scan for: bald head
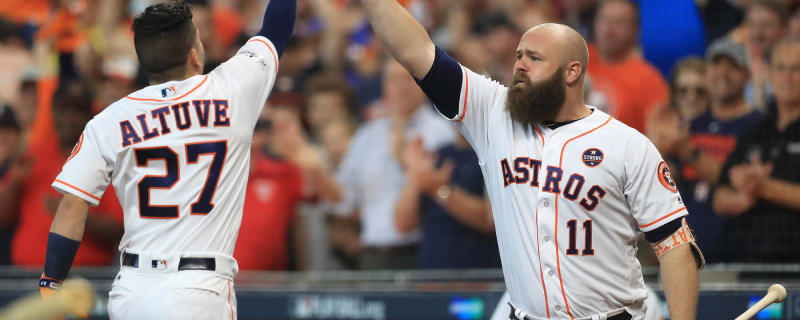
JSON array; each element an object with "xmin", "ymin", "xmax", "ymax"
[
  {"xmin": 522, "ymin": 23, "xmax": 589, "ymax": 78},
  {"xmin": 509, "ymin": 23, "xmax": 591, "ymax": 125}
]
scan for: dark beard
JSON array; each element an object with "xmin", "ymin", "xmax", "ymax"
[{"xmin": 505, "ymin": 67, "xmax": 566, "ymax": 126}]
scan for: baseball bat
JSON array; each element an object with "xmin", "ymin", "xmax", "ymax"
[
  {"xmin": 734, "ymin": 284, "xmax": 787, "ymax": 320},
  {"xmin": 0, "ymin": 277, "xmax": 95, "ymax": 320}
]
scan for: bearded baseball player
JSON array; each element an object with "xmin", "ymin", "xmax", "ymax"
[
  {"xmin": 360, "ymin": 1, "xmax": 704, "ymax": 319},
  {"xmin": 38, "ymin": 1, "xmax": 295, "ymax": 318}
]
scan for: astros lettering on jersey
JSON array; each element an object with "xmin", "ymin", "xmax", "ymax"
[
  {"xmin": 442, "ymin": 66, "xmax": 687, "ymax": 319},
  {"xmin": 51, "ymin": 36, "xmax": 278, "ymax": 257}
]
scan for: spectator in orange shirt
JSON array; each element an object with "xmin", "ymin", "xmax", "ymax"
[
  {"xmin": 4, "ymin": 81, "xmax": 123, "ymax": 267},
  {"xmin": 586, "ymin": 0, "xmax": 669, "ymax": 133}
]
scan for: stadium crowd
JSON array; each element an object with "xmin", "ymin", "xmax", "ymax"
[{"xmin": 0, "ymin": 0, "xmax": 799, "ymax": 272}]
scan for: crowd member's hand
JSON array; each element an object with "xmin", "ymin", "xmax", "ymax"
[
  {"xmin": 729, "ymin": 157, "xmax": 772, "ymax": 203},
  {"xmin": 402, "ymin": 137, "xmax": 454, "ymax": 196},
  {"xmin": 747, "ymin": 157, "xmax": 774, "ymax": 197},
  {"xmin": 646, "ymin": 105, "xmax": 687, "ymax": 157},
  {"xmin": 8, "ymin": 155, "xmax": 32, "ymax": 182},
  {"xmin": 272, "ymin": 108, "xmax": 325, "ymax": 171},
  {"xmin": 729, "ymin": 164, "xmax": 758, "ymax": 196}
]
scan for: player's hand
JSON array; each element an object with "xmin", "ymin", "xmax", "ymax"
[
  {"xmin": 39, "ymin": 275, "xmax": 90, "ymax": 319},
  {"xmin": 39, "ymin": 274, "xmax": 93, "ymax": 319}
]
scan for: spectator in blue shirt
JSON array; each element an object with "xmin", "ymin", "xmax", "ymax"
[{"xmin": 394, "ymin": 135, "xmax": 500, "ymax": 269}]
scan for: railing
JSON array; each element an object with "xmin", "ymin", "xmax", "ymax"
[{"xmin": 1, "ymin": 264, "xmax": 799, "ymax": 319}]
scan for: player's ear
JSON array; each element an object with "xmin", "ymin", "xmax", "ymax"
[
  {"xmin": 188, "ymin": 48, "xmax": 202, "ymax": 74},
  {"xmin": 565, "ymin": 61, "xmax": 582, "ymax": 86}
]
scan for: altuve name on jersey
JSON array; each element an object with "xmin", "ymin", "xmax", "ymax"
[
  {"xmin": 500, "ymin": 157, "xmax": 607, "ymax": 211},
  {"xmin": 119, "ymin": 99, "xmax": 230, "ymax": 147}
]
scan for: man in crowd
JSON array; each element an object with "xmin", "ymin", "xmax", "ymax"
[
  {"xmin": 586, "ymin": 0, "xmax": 669, "ymax": 133},
  {"xmin": 333, "ymin": 59, "xmax": 455, "ymax": 270},
  {"xmin": 394, "ymin": 135, "xmax": 500, "ymax": 269},
  {"xmin": 713, "ymin": 37, "xmax": 800, "ymax": 262},
  {"xmin": 652, "ymin": 39, "xmax": 762, "ymax": 255}
]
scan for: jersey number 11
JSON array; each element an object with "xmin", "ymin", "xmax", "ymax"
[{"xmin": 566, "ymin": 219, "xmax": 594, "ymax": 256}]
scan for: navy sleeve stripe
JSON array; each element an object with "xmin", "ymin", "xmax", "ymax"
[
  {"xmin": 644, "ymin": 217, "xmax": 683, "ymax": 243},
  {"xmin": 256, "ymin": 0, "xmax": 296, "ymax": 57},
  {"xmin": 415, "ymin": 47, "xmax": 464, "ymax": 120}
]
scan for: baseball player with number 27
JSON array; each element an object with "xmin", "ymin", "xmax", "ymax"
[
  {"xmin": 37, "ymin": 1, "xmax": 296, "ymax": 319},
  {"xmin": 360, "ymin": 1, "xmax": 705, "ymax": 319}
]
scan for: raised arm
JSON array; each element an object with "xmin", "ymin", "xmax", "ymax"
[
  {"xmin": 361, "ymin": 0, "xmax": 435, "ymax": 79},
  {"xmin": 256, "ymin": 0, "xmax": 298, "ymax": 57}
]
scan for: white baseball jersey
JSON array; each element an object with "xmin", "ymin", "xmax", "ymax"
[
  {"xmin": 52, "ymin": 36, "xmax": 279, "ymax": 257},
  {"xmin": 441, "ymin": 66, "xmax": 686, "ymax": 319}
]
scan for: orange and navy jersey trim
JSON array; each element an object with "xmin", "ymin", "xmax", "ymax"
[
  {"xmin": 534, "ymin": 207, "xmax": 551, "ymax": 318},
  {"xmin": 558, "ymin": 116, "xmax": 613, "ymax": 167},
  {"xmin": 533, "ymin": 125, "xmax": 545, "ymax": 146},
  {"xmin": 640, "ymin": 207, "xmax": 687, "ymax": 229},
  {"xmin": 66, "ymin": 133, "xmax": 84, "ymax": 162},
  {"xmin": 552, "ymin": 114, "xmax": 613, "ymax": 320},
  {"xmin": 453, "ymin": 65, "xmax": 469, "ymax": 123},
  {"xmin": 126, "ymin": 75, "xmax": 209, "ymax": 103},
  {"xmin": 227, "ymin": 280, "xmax": 235, "ymax": 320}
]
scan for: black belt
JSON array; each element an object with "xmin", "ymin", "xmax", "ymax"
[
  {"xmin": 121, "ymin": 252, "xmax": 216, "ymax": 271},
  {"xmin": 508, "ymin": 303, "xmax": 631, "ymax": 320}
]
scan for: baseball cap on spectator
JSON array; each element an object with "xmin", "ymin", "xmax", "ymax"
[
  {"xmin": 706, "ymin": 38, "xmax": 749, "ymax": 69},
  {"xmin": 0, "ymin": 104, "xmax": 20, "ymax": 131}
]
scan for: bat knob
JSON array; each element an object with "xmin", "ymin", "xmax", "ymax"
[{"xmin": 768, "ymin": 284, "xmax": 787, "ymax": 303}]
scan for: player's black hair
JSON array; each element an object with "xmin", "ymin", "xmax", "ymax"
[{"xmin": 132, "ymin": 1, "xmax": 197, "ymax": 76}]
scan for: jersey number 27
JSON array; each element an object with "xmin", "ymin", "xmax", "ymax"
[{"xmin": 134, "ymin": 141, "xmax": 227, "ymax": 218}]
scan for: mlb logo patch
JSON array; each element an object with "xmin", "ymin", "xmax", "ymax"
[
  {"xmin": 582, "ymin": 148, "xmax": 604, "ymax": 167},
  {"xmin": 151, "ymin": 259, "xmax": 168, "ymax": 270},
  {"xmin": 161, "ymin": 86, "xmax": 177, "ymax": 98}
]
